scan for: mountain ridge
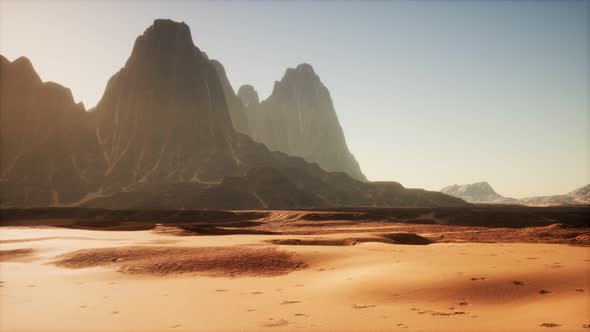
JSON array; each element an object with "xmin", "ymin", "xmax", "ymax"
[
  {"xmin": 0, "ymin": 19, "xmax": 465, "ymax": 209},
  {"xmin": 0, "ymin": 55, "xmax": 106, "ymax": 206},
  {"xmin": 519, "ymin": 184, "xmax": 590, "ymax": 205},
  {"xmin": 441, "ymin": 182, "xmax": 590, "ymax": 205},
  {"xmin": 440, "ymin": 182, "xmax": 512, "ymax": 203}
]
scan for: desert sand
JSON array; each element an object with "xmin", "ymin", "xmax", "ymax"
[{"xmin": 1, "ymin": 210, "xmax": 589, "ymax": 332}]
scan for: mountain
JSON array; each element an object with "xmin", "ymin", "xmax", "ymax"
[
  {"xmin": 93, "ymin": 19, "xmax": 238, "ymax": 189},
  {"xmin": 569, "ymin": 184, "xmax": 590, "ymax": 202},
  {"xmin": 211, "ymin": 59, "xmax": 250, "ymax": 135},
  {"xmin": 0, "ymin": 55, "xmax": 105, "ymax": 206},
  {"xmin": 440, "ymin": 182, "xmax": 518, "ymax": 204},
  {"xmin": 224, "ymin": 64, "xmax": 366, "ymax": 182},
  {"xmin": 441, "ymin": 182, "xmax": 590, "ymax": 205},
  {"xmin": 0, "ymin": 19, "xmax": 465, "ymax": 209},
  {"xmin": 237, "ymin": 85, "xmax": 259, "ymax": 109},
  {"xmin": 519, "ymin": 184, "xmax": 590, "ymax": 205},
  {"xmin": 236, "ymin": 64, "xmax": 367, "ymax": 182},
  {"xmin": 236, "ymin": 84, "xmax": 260, "ymax": 135}
]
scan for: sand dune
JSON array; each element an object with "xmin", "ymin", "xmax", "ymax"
[
  {"xmin": 53, "ymin": 246, "xmax": 304, "ymax": 277},
  {"xmin": 268, "ymin": 233, "xmax": 433, "ymax": 246},
  {"xmin": 0, "ymin": 248, "xmax": 36, "ymax": 262}
]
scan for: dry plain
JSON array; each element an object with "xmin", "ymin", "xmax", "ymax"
[{"xmin": 1, "ymin": 208, "xmax": 589, "ymax": 332}]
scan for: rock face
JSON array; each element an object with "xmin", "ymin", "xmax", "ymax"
[
  {"xmin": 211, "ymin": 59, "xmax": 250, "ymax": 135},
  {"xmin": 569, "ymin": 184, "xmax": 590, "ymax": 202},
  {"xmin": 0, "ymin": 56, "xmax": 105, "ymax": 206},
  {"xmin": 93, "ymin": 19, "xmax": 238, "ymax": 189},
  {"xmin": 441, "ymin": 182, "xmax": 517, "ymax": 204},
  {"xmin": 0, "ymin": 19, "xmax": 466, "ymax": 209},
  {"xmin": 236, "ymin": 84, "xmax": 263, "ymax": 140},
  {"xmin": 237, "ymin": 85, "xmax": 259, "ymax": 108},
  {"xmin": 520, "ymin": 184, "xmax": 590, "ymax": 205},
  {"xmin": 238, "ymin": 64, "xmax": 367, "ymax": 181}
]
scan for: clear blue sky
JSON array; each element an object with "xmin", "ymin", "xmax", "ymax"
[{"xmin": 1, "ymin": 0, "xmax": 588, "ymax": 197}]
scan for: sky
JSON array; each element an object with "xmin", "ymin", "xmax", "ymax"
[{"xmin": 1, "ymin": 0, "xmax": 588, "ymax": 198}]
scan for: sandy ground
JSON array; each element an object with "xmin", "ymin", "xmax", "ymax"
[{"xmin": 1, "ymin": 212, "xmax": 589, "ymax": 332}]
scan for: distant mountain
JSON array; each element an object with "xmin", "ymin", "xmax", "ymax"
[
  {"xmin": 236, "ymin": 84, "xmax": 260, "ymax": 137},
  {"xmin": 235, "ymin": 64, "xmax": 367, "ymax": 182},
  {"xmin": 519, "ymin": 184, "xmax": 590, "ymax": 205},
  {"xmin": 440, "ymin": 182, "xmax": 518, "ymax": 204},
  {"xmin": 441, "ymin": 182, "xmax": 590, "ymax": 205},
  {"xmin": 213, "ymin": 60, "xmax": 366, "ymax": 182},
  {"xmin": 237, "ymin": 85, "xmax": 259, "ymax": 109},
  {"xmin": 0, "ymin": 19, "xmax": 465, "ymax": 209},
  {"xmin": 569, "ymin": 184, "xmax": 590, "ymax": 202}
]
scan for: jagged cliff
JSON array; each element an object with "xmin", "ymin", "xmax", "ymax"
[
  {"xmin": 93, "ymin": 20, "xmax": 237, "ymax": 189},
  {"xmin": 0, "ymin": 56, "xmax": 105, "ymax": 206},
  {"xmin": 237, "ymin": 64, "xmax": 366, "ymax": 181},
  {"xmin": 211, "ymin": 59, "xmax": 250, "ymax": 135}
]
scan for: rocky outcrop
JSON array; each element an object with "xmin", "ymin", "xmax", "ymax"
[
  {"xmin": 440, "ymin": 182, "xmax": 518, "ymax": 204},
  {"xmin": 236, "ymin": 84, "xmax": 260, "ymax": 134},
  {"xmin": 0, "ymin": 56, "xmax": 105, "ymax": 206},
  {"xmin": 240, "ymin": 64, "xmax": 367, "ymax": 181},
  {"xmin": 211, "ymin": 60, "xmax": 250, "ymax": 135},
  {"xmin": 0, "ymin": 19, "xmax": 465, "ymax": 209},
  {"xmin": 237, "ymin": 85, "xmax": 259, "ymax": 108}
]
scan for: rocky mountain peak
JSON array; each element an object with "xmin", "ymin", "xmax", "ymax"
[
  {"xmin": 237, "ymin": 85, "xmax": 260, "ymax": 107},
  {"xmin": 92, "ymin": 19, "xmax": 236, "ymax": 187},
  {"xmin": 245, "ymin": 63, "xmax": 367, "ymax": 181},
  {"xmin": 10, "ymin": 55, "xmax": 36, "ymax": 69},
  {"xmin": 273, "ymin": 63, "xmax": 323, "ymax": 96},
  {"xmin": 1, "ymin": 55, "xmax": 42, "ymax": 84},
  {"xmin": 126, "ymin": 19, "xmax": 201, "ymax": 66},
  {"xmin": 442, "ymin": 182, "xmax": 499, "ymax": 196},
  {"xmin": 0, "ymin": 56, "xmax": 105, "ymax": 206},
  {"xmin": 470, "ymin": 181, "xmax": 495, "ymax": 192},
  {"xmin": 569, "ymin": 184, "xmax": 590, "ymax": 201},
  {"xmin": 440, "ymin": 182, "xmax": 517, "ymax": 203},
  {"xmin": 283, "ymin": 63, "xmax": 317, "ymax": 79}
]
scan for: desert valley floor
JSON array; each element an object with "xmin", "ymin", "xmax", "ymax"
[{"xmin": 1, "ymin": 208, "xmax": 589, "ymax": 332}]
